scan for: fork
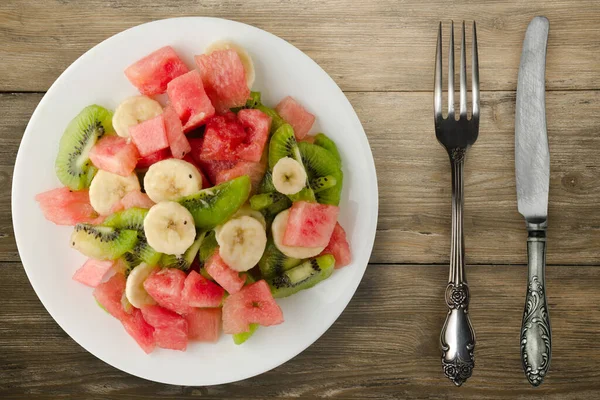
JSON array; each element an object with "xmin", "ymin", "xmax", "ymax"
[{"xmin": 434, "ymin": 21, "xmax": 479, "ymax": 386}]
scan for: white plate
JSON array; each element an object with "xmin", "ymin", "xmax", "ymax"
[{"xmin": 12, "ymin": 17, "xmax": 378, "ymax": 386}]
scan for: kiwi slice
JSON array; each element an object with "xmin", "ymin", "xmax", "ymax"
[
  {"xmin": 198, "ymin": 230, "xmax": 219, "ymax": 265},
  {"xmin": 311, "ymin": 176, "xmax": 337, "ymax": 193},
  {"xmin": 250, "ymin": 192, "xmax": 286, "ymax": 211},
  {"xmin": 298, "ymin": 142, "xmax": 343, "ymax": 206},
  {"xmin": 161, "ymin": 232, "xmax": 204, "ymax": 271},
  {"xmin": 103, "ymin": 208, "xmax": 162, "ymax": 266},
  {"xmin": 258, "ymin": 238, "xmax": 302, "ymax": 280},
  {"xmin": 119, "ymin": 252, "xmax": 143, "ymax": 276},
  {"xmin": 256, "ymin": 104, "xmax": 285, "ymax": 134},
  {"xmin": 313, "ymin": 133, "xmax": 342, "ymax": 165},
  {"xmin": 71, "ymin": 224, "xmax": 138, "ymax": 260},
  {"xmin": 179, "ymin": 176, "xmax": 251, "ymax": 230},
  {"xmin": 233, "ymin": 323, "xmax": 259, "ymax": 345},
  {"xmin": 269, "ymin": 254, "xmax": 335, "ymax": 298},
  {"xmin": 257, "ymin": 170, "xmax": 276, "ymax": 194},
  {"xmin": 55, "ymin": 105, "xmax": 114, "ymax": 190}
]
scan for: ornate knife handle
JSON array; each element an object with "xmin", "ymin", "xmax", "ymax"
[
  {"xmin": 521, "ymin": 222, "xmax": 551, "ymax": 386},
  {"xmin": 440, "ymin": 153, "xmax": 476, "ymax": 386}
]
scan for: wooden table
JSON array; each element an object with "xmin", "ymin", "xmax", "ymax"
[{"xmin": 1, "ymin": 1, "xmax": 599, "ymax": 398}]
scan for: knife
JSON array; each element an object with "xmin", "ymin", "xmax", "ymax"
[{"xmin": 515, "ymin": 16, "xmax": 551, "ymax": 387}]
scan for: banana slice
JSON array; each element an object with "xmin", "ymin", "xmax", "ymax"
[
  {"xmin": 206, "ymin": 40, "xmax": 255, "ymax": 88},
  {"xmin": 125, "ymin": 263, "xmax": 157, "ymax": 308},
  {"xmin": 216, "ymin": 216, "xmax": 267, "ymax": 272},
  {"xmin": 112, "ymin": 95, "xmax": 163, "ymax": 138},
  {"xmin": 89, "ymin": 170, "xmax": 141, "ymax": 215},
  {"xmin": 272, "ymin": 157, "xmax": 307, "ymax": 195},
  {"xmin": 272, "ymin": 209, "xmax": 324, "ymax": 259},
  {"xmin": 143, "ymin": 159, "xmax": 203, "ymax": 203},
  {"xmin": 214, "ymin": 203, "xmax": 266, "ymax": 245},
  {"xmin": 143, "ymin": 201, "xmax": 196, "ymax": 255}
]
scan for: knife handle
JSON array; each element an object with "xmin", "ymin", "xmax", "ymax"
[{"xmin": 521, "ymin": 222, "xmax": 551, "ymax": 386}]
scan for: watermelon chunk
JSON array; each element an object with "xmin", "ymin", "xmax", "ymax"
[
  {"xmin": 141, "ymin": 305, "xmax": 188, "ymax": 351},
  {"xmin": 195, "ymin": 49, "xmax": 250, "ymax": 113},
  {"xmin": 89, "ymin": 135, "xmax": 140, "ymax": 176},
  {"xmin": 36, "ymin": 187, "xmax": 104, "ymax": 226},
  {"xmin": 200, "ymin": 113, "xmax": 246, "ymax": 162},
  {"xmin": 182, "ymin": 270, "xmax": 225, "ymax": 308},
  {"xmin": 275, "ymin": 96, "xmax": 315, "ymax": 140},
  {"xmin": 204, "ymin": 253, "xmax": 245, "ymax": 294},
  {"xmin": 121, "ymin": 307, "xmax": 156, "ymax": 354},
  {"xmin": 222, "ymin": 280, "xmax": 284, "ymax": 334},
  {"xmin": 182, "ymin": 154, "xmax": 211, "ymax": 188},
  {"xmin": 143, "ymin": 268, "xmax": 191, "ymax": 315},
  {"xmin": 72, "ymin": 258, "xmax": 115, "ymax": 288},
  {"xmin": 235, "ymin": 109, "xmax": 271, "ymax": 162},
  {"xmin": 129, "ymin": 114, "xmax": 169, "ymax": 157},
  {"xmin": 167, "ymin": 70, "xmax": 215, "ymax": 132},
  {"xmin": 125, "ymin": 46, "xmax": 190, "ymax": 96},
  {"xmin": 321, "ymin": 222, "xmax": 352, "ymax": 269},
  {"xmin": 186, "ymin": 308, "xmax": 222, "ymax": 342},
  {"xmin": 136, "ymin": 148, "xmax": 172, "ymax": 169},
  {"xmin": 163, "ymin": 105, "xmax": 191, "ymax": 159},
  {"xmin": 93, "ymin": 273, "xmax": 128, "ymax": 321},
  {"xmin": 216, "ymin": 160, "xmax": 266, "ymax": 195},
  {"xmin": 283, "ymin": 201, "xmax": 340, "ymax": 248},
  {"xmin": 119, "ymin": 190, "xmax": 155, "ymax": 210}
]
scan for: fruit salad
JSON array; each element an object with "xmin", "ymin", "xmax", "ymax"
[{"xmin": 36, "ymin": 43, "xmax": 352, "ymax": 353}]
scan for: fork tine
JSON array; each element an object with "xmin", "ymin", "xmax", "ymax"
[
  {"xmin": 434, "ymin": 22, "xmax": 443, "ymax": 119},
  {"xmin": 447, "ymin": 21, "xmax": 455, "ymax": 117},
  {"xmin": 471, "ymin": 21, "xmax": 480, "ymax": 120},
  {"xmin": 459, "ymin": 21, "xmax": 467, "ymax": 118}
]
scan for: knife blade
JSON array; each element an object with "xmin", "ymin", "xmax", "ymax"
[
  {"xmin": 515, "ymin": 16, "xmax": 550, "ymax": 222},
  {"xmin": 515, "ymin": 16, "xmax": 551, "ymax": 387}
]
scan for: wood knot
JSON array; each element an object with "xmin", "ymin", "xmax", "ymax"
[{"xmin": 561, "ymin": 173, "xmax": 580, "ymax": 190}]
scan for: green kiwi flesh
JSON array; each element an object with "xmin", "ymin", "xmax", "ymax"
[
  {"xmin": 250, "ymin": 192, "xmax": 286, "ymax": 211},
  {"xmin": 71, "ymin": 224, "xmax": 138, "ymax": 260},
  {"xmin": 258, "ymin": 238, "xmax": 302, "ymax": 280},
  {"xmin": 298, "ymin": 142, "xmax": 343, "ymax": 206},
  {"xmin": 269, "ymin": 254, "xmax": 335, "ymax": 298},
  {"xmin": 55, "ymin": 105, "xmax": 114, "ymax": 190},
  {"xmin": 119, "ymin": 252, "xmax": 143, "ymax": 276},
  {"xmin": 179, "ymin": 175, "xmax": 251, "ymax": 230},
  {"xmin": 102, "ymin": 207, "xmax": 162, "ymax": 266},
  {"xmin": 311, "ymin": 175, "xmax": 337, "ymax": 193},
  {"xmin": 256, "ymin": 104, "xmax": 285, "ymax": 134},
  {"xmin": 313, "ymin": 133, "xmax": 342, "ymax": 165},
  {"xmin": 198, "ymin": 230, "xmax": 219, "ymax": 265},
  {"xmin": 233, "ymin": 323, "xmax": 259, "ymax": 345},
  {"xmin": 160, "ymin": 232, "xmax": 204, "ymax": 271}
]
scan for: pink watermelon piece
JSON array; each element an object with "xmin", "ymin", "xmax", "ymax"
[
  {"xmin": 143, "ymin": 268, "xmax": 191, "ymax": 315},
  {"xmin": 89, "ymin": 135, "xmax": 140, "ymax": 176},
  {"xmin": 200, "ymin": 113, "xmax": 246, "ymax": 162},
  {"xmin": 36, "ymin": 187, "xmax": 104, "ymax": 226},
  {"xmin": 185, "ymin": 308, "xmax": 222, "ymax": 342},
  {"xmin": 222, "ymin": 280, "xmax": 284, "ymax": 334},
  {"xmin": 129, "ymin": 114, "xmax": 170, "ymax": 157},
  {"xmin": 125, "ymin": 46, "xmax": 190, "ymax": 96},
  {"xmin": 141, "ymin": 305, "xmax": 188, "ymax": 351},
  {"xmin": 163, "ymin": 105, "xmax": 191, "ymax": 159},
  {"xmin": 93, "ymin": 273, "xmax": 129, "ymax": 322},
  {"xmin": 182, "ymin": 154, "xmax": 211, "ymax": 188},
  {"xmin": 275, "ymin": 96, "xmax": 315, "ymax": 140},
  {"xmin": 121, "ymin": 307, "xmax": 156, "ymax": 354},
  {"xmin": 167, "ymin": 70, "xmax": 215, "ymax": 132},
  {"xmin": 136, "ymin": 148, "xmax": 172, "ymax": 169},
  {"xmin": 320, "ymin": 222, "xmax": 352, "ymax": 269},
  {"xmin": 182, "ymin": 270, "xmax": 225, "ymax": 308},
  {"xmin": 216, "ymin": 160, "xmax": 266, "ymax": 195},
  {"xmin": 235, "ymin": 109, "xmax": 271, "ymax": 162},
  {"xmin": 283, "ymin": 201, "xmax": 340, "ymax": 248},
  {"xmin": 72, "ymin": 258, "xmax": 115, "ymax": 288},
  {"xmin": 119, "ymin": 190, "xmax": 155, "ymax": 210},
  {"xmin": 194, "ymin": 49, "xmax": 250, "ymax": 113},
  {"xmin": 204, "ymin": 253, "xmax": 245, "ymax": 294}
]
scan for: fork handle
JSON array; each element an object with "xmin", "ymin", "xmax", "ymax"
[
  {"xmin": 440, "ymin": 151, "xmax": 475, "ymax": 386},
  {"xmin": 521, "ymin": 222, "xmax": 551, "ymax": 386}
]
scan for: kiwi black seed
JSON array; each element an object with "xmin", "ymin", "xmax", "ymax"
[
  {"xmin": 298, "ymin": 141, "xmax": 343, "ymax": 206},
  {"xmin": 71, "ymin": 224, "xmax": 138, "ymax": 260},
  {"xmin": 258, "ymin": 237, "xmax": 302, "ymax": 280},
  {"xmin": 160, "ymin": 232, "xmax": 204, "ymax": 271},
  {"xmin": 55, "ymin": 105, "xmax": 114, "ymax": 190},
  {"xmin": 269, "ymin": 254, "xmax": 335, "ymax": 298}
]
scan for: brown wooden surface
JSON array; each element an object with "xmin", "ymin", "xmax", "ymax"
[{"xmin": 1, "ymin": 0, "xmax": 600, "ymax": 398}]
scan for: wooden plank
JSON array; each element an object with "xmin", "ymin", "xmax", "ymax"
[
  {"xmin": 2, "ymin": 262, "xmax": 600, "ymax": 398},
  {"xmin": 2, "ymin": 91, "xmax": 599, "ymax": 265},
  {"xmin": 0, "ymin": 0, "xmax": 599, "ymax": 92}
]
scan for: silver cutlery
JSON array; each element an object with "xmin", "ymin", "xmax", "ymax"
[
  {"xmin": 434, "ymin": 21, "xmax": 479, "ymax": 386},
  {"xmin": 515, "ymin": 16, "xmax": 552, "ymax": 387}
]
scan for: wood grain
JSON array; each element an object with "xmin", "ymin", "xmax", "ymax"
[
  {"xmin": 0, "ymin": 0, "xmax": 599, "ymax": 92},
  {"xmin": 1, "ymin": 92, "xmax": 598, "ymax": 264},
  {"xmin": 2, "ymin": 262, "xmax": 600, "ymax": 399}
]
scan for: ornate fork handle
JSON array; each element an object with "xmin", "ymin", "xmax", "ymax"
[{"xmin": 440, "ymin": 150, "xmax": 476, "ymax": 386}]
